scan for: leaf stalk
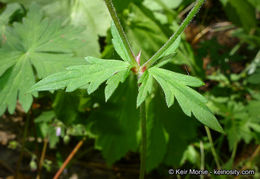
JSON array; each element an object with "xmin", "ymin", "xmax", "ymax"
[
  {"xmin": 104, "ymin": 0, "xmax": 137, "ymax": 66},
  {"xmin": 142, "ymin": 0, "xmax": 205, "ymax": 68},
  {"xmin": 205, "ymin": 126, "xmax": 221, "ymax": 169}
]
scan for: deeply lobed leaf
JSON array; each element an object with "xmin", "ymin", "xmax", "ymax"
[
  {"xmin": 137, "ymin": 67, "xmax": 223, "ymax": 133},
  {"xmin": 0, "ymin": 3, "xmax": 85, "ymax": 115},
  {"xmin": 30, "ymin": 57, "xmax": 130, "ymax": 97}
]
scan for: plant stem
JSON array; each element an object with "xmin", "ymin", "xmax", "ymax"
[
  {"xmin": 200, "ymin": 141, "xmax": 204, "ymax": 179},
  {"xmin": 139, "ymin": 102, "xmax": 146, "ymax": 179},
  {"xmin": 53, "ymin": 137, "xmax": 86, "ymax": 179},
  {"xmin": 16, "ymin": 111, "xmax": 30, "ymax": 177},
  {"xmin": 36, "ymin": 138, "xmax": 48, "ymax": 179},
  {"xmin": 142, "ymin": 0, "xmax": 205, "ymax": 68},
  {"xmin": 205, "ymin": 126, "xmax": 221, "ymax": 169},
  {"xmin": 104, "ymin": 0, "xmax": 137, "ymax": 66}
]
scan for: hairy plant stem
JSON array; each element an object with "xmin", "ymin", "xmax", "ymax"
[
  {"xmin": 139, "ymin": 102, "xmax": 146, "ymax": 179},
  {"xmin": 142, "ymin": 0, "xmax": 205, "ymax": 68},
  {"xmin": 205, "ymin": 126, "xmax": 221, "ymax": 169},
  {"xmin": 104, "ymin": 0, "xmax": 137, "ymax": 66}
]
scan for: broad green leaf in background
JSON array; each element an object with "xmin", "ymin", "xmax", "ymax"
[
  {"xmin": 0, "ymin": 0, "xmax": 54, "ymax": 6},
  {"xmin": 138, "ymin": 66, "xmax": 224, "ymax": 133},
  {"xmin": 143, "ymin": 0, "xmax": 182, "ymax": 11},
  {"xmin": 143, "ymin": 0, "xmax": 182, "ymax": 24},
  {"xmin": 221, "ymin": 0, "xmax": 257, "ymax": 32},
  {"xmin": 248, "ymin": 0, "xmax": 260, "ymax": 11},
  {"xmin": 112, "ymin": 0, "xmax": 143, "ymax": 12},
  {"xmin": 86, "ymin": 76, "xmax": 139, "ymax": 164},
  {"xmin": 0, "ymin": 4, "xmax": 85, "ymax": 115},
  {"xmin": 127, "ymin": 3, "xmax": 169, "ymax": 63},
  {"xmin": 30, "ymin": 57, "xmax": 130, "ymax": 99},
  {"xmin": 146, "ymin": 91, "xmax": 198, "ymax": 170},
  {"xmin": 68, "ymin": 0, "xmax": 111, "ymax": 57},
  {"xmin": 145, "ymin": 93, "xmax": 168, "ymax": 172},
  {"xmin": 0, "ymin": 3, "xmax": 21, "ymax": 44}
]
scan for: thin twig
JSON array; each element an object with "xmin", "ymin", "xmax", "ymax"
[
  {"xmin": 0, "ymin": 159, "xmax": 14, "ymax": 174},
  {"xmin": 53, "ymin": 137, "xmax": 86, "ymax": 179},
  {"xmin": 36, "ymin": 138, "xmax": 48, "ymax": 179}
]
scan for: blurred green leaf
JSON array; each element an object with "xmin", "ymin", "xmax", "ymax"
[
  {"xmin": 127, "ymin": 3, "xmax": 169, "ymax": 62},
  {"xmin": 0, "ymin": 3, "xmax": 21, "ymax": 44},
  {"xmin": 0, "ymin": 3, "xmax": 85, "ymax": 115},
  {"xmin": 143, "ymin": 0, "xmax": 182, "ymax": 11},
  {"xmin": 68, "ymin": 0, "xmax": 111, "ymax": 57},
  {"xmin": 221, "ymin": 0, "xmax": 257, "ymax": 32},
  {"xmin": 86, "ymin": 76, "xmax": 139, "ymax": 164},
  {"xmin": 34, "ymin": 111, "xmax": 55, "ymax": 123},
  {"xmin": 112, "ymin": 0, "xmax": 143, "ymax": 12}
]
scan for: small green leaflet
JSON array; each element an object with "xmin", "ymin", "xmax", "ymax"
[
  {"xmin": 138, "ymin": 66, "xmax": 224, "ymax": 133},
  {"xmin": 111, "ymin": 22, "xmax": 132, "ymax": 63},
  {"xmin": 30, "ymin": 57, "xmax": 130, "ymax": 99},
  {"xmin": 0, "ymin": 3, "xmax": 85, "ymax": 115},
  {"xmin": 137, "ymin": 71, "xmax": 153, "ymax": 107}
]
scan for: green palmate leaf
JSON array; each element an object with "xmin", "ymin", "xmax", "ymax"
[
  {"xmin": 31, "ymin": 57, "xmax": 130, "ymax": 97},
  {"xmin": 138, "ymin": 67, "xmax": 224, "ymax": 133},
  {"xmin": 111, "ymin": 22, "xmax": 132, "ymax": 63},
  {"xmin": 0, "ymin": 3, "xmax": 85, "ymax": 115}
]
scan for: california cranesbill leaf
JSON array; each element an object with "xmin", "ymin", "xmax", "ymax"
[
  {"xmin": 137, "ymin": 67, "xmax": 224, "ymax": 133},
  {"xmin": 30, "ymin": 57, "xmax": 130, "ymax": 95},
  {"xmin": 0, "ymin": 3, "xmax": 85, "ymax": 115}
]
